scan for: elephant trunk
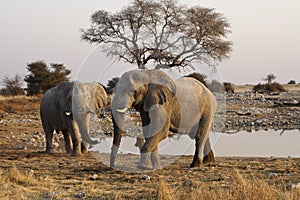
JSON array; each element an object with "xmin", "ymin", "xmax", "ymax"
[
  {"xmin": 74, "ymin": 112, "xmax": 99, "ymax": 145},
  {"xmin": 110, "ymin": 116, "xmax": 123, "ymax": 168}
]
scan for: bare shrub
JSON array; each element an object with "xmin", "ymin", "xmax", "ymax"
[
  {"xmin": 1, "ymin": 74, "xmax": 24, "ymax": 96},
  {"xmin": 224, "ymin": 82, "xmax": 234, "ymax": 93},
  {"xmin": 253, "ymin": 82, "xmax": 286, "ymax": 93}
]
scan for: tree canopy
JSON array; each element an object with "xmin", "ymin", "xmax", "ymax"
[
  {"xmin": 81, "ymin": 0, "xmax": 232, "ymax": 70},
  {"xmin": 24, "ymin": 61, "xmax": 71, "ymax": 95}
]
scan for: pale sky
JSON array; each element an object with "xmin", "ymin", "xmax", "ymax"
[{"xmin": 0, "ymin": 0, "xmax": 299, "ymax": 86}]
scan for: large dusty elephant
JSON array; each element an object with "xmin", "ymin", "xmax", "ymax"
[
  {"xmin": 110, "ymin": 69, "xmax": 217, "ymax": 169},
  {"xmin": 40, "ymin": 81, "xmax": 107, "ymax": 156}
]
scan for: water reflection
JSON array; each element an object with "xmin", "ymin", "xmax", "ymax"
[{"xmin": 91, "ymin": 129, "xmax": 300, "ymax": 158}]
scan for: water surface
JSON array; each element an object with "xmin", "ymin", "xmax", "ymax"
[{"xmin": 91, "ymin": 129, "xmax": 300, "ymax": 158}]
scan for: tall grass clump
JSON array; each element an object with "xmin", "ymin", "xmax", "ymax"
[
  {"xmin": 0, "ymin": 166, "xmax": 52, "ymax": 200},
  {"xmin": 157, "ymin": 180, "xmax": 173, "ymax": 200}
]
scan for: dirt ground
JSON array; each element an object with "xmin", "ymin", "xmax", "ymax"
[{"xmin": 0, "ymin": 85, "xmax": 300, "ymax": 199}]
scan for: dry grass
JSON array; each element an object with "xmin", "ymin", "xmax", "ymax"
[
  {"xmin": 0, "ymin": 95, "xmax": 41, "ymax": 113},
  {"xmin": 0, "ymin": 155, "xmax": 300, "ymax": 199},
  {"xmin": 233, "ymin": 83, "xmax": 300, "ymax": 93},
  {"xmin": 156, "ymin": 171, "xmax": 300, "ymax": 200},
  {"xmin": 0, "ymin": 166, "xmax": 52, "ymax": 200}
]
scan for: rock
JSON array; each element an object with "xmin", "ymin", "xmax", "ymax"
[
  {"xmin": 142, "ymin": 175, "xmax": 150, "ymax": 180},
  {"xmin": 75, "ymin": 192, "xmax": 86, "ymax": 198},
  {"xmin": 90, "ymin": 174, "xmax": 99, "ymax": 180},
  {"xmin": 267, "ymin": 172, "xmax": 277, "ymax": 177},
  {"xmin": 286, "ymin": 183, "xmax": 300, "ymax": 190},
  {"xmin": 243, "ymin": 165, "xmax": 251, "ymax": 170}
]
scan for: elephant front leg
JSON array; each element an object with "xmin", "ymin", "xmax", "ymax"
[
  {"xmin": 138, "ymin": 146, "xmax": 152, "ymax": 170},
  {"xmin": 62, "ymin": 130, "xmax": 72, "ymax": 154},
  {"xmin": 138, "ymin": 131, "xmax": 167, "ymax": 170},
  {"xmin": 150, "ymin": 145, "xmax": 160, "ymax": 169},
  {"xmin": 69, "ymin": 121, "xmax": 82, "ymax": 157},
  {"xmin": 81, "ymin": 142, "xmax": 88, "ymax": 154},
  {"xmin": 45, "ymin": 131, "xmax": 54, "ymax": 153}
]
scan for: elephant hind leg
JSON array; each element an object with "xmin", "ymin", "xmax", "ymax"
[
  {"xmin": 62, "ymin": 130, "xmax": 72, "ymax": 154},
  {"xmin": 190, "ymin": 115, "xmax": 214, "ymax": 168},
  {"xmin": 203, "ymin": 137, "xmax": 215, "ymax": 164}
]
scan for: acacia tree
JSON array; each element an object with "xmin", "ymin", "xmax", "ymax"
[
  {"xmin": 263, "ymin": 73, "xmax": 276, "ymax": 84},
  {"xmin": 81, "ymin": 0, "xmax": 232, "ymax": 70}
]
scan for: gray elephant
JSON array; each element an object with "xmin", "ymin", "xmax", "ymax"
[
  {"xmin": 110, "ymin": 69, "xmax": 217, "ymax": 169},
  {"xmin": 40, "ymin": 81, "xmax": 107, "ymax": 156}
]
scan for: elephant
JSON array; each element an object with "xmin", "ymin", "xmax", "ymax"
[
  {"xmin": 110, "ymin": 69, "xmax": 217, "ymax": 169},
  {"xmin": 40, "ymin": 81, "xmax": 107, "ymax": 156}
]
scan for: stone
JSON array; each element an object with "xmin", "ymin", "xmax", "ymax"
[{"xmin": 142, "ymin": 175, "xmax": 150, "ymax": 180}]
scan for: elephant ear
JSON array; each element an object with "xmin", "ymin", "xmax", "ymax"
[
  {"xmin": 146, "ymin": 69, "xmax": 176, "ymax": 93},
  {"xmin": 94, "ymin": 83, "xmax": 108, "ymax": 110},
  {"xmin": 143, "ymin": 70, "xmax": 176, "ymax": 110},
  {"xmin": 55, "ymin": 82, "xmax": 74, "ymax": 116}
]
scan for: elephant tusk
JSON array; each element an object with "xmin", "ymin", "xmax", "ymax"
[
  {"xmin": 116, "ymin": 107, "xmax": 128, "ymax": 113},
  {"xmin": 65, "ymin": 112, "xmax": 72, "ymax": 116}
]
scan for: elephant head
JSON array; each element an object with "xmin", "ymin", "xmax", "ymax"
[
  {"xmin": 112, "ymin": 69, "xmax": 175, "ymax": 129},
  {"xmin": 72, "ymin": 82, "xmax": 107, "ymax": 144},
  {"xmin": 55, "ymin": 82, "xmax": 74, "ymax": 117}
]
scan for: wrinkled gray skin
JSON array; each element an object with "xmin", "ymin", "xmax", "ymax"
[
  {"xmin": 110, "ymin": 69, "xmax": 217, "ymax": 169},
  {"xmin": 40, "ymin": 81, "xmax": 107, "ymax": 156}
]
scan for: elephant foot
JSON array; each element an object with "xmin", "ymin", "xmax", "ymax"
[
  {"xmin": 150, "ymin": 152, "xmax": 161, "ymax": 170},
  {"xmin": 81, "ymin": 143, "xmax": 88, "ymax": 154},
  {"xmin": 71, "ymin": 152, "xmax": 83, "ymax": 157},
  {"xmin": 137, "ymin": 163, "xmax": 153, "ymax": 170},
  {"xmin": 190, "ymin": 158, "xmax": 201, "ymax": 168},
  {"xmin": 139, "ymin": 153, "xmax": 152, "ymax": 170},
  {"xmin": 203, "ymin": 151, "xmax": 215, "ymax": 164},
  {"xmin": 152, "ymin": 164, "xmax": 161, "ymax": 170},
  {"xmin": 45, "ymin": 149, "xmax": 54, "ymax": 154},
  {"xmin": 81, "ymin": 148, "xmax": 88, "ymax": 154},
  {"xmin": 65, "ymin": 150, "xmax": 72, "ymax": 154}
]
